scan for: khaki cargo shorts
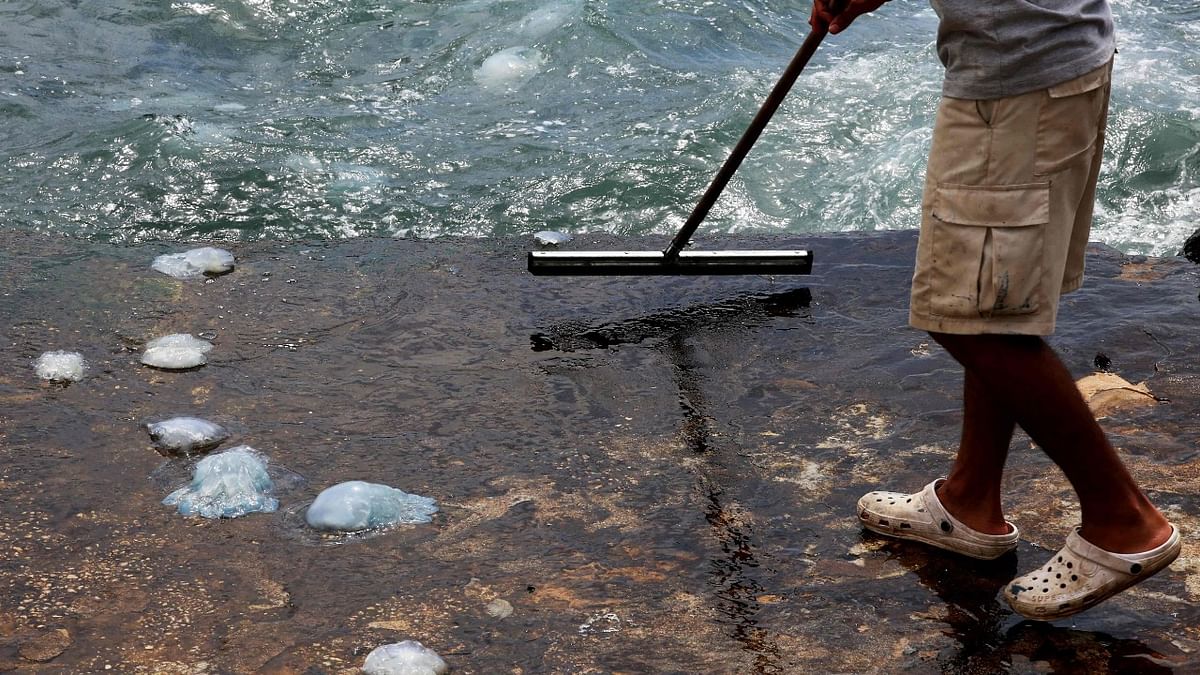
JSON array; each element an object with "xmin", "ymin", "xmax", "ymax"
[{"xmin": 909, "ymin": 60, "xmax": 1113, "ymax": 336}]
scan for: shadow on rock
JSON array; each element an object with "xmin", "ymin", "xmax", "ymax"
[{"xmin": 880, "ymin": 539, "xmax": 1190, "ymax": 672}]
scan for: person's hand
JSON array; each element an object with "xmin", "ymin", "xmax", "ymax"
[{"xmin": 809, "ymin": 0, "xmax": 889, "ymax": 34}]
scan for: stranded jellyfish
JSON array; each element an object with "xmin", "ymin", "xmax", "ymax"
[
  {"xmin": 362, "ymin": 641, "xmax": 449, "ymax": 675},
  {"xmin": 152, "ymin": 247, "xmax": 235, "ymax": 279},
  {"xmin": 146, "ymin": 416, "xmax": 229, "ymax": 455},
  {"xmin": 142, "ymin": 333, "xmax": 213, "ymax": 370},
  {"xmin": 163, "ymin": 446, "xmax": 277, "ymax": 519},
  {"xmin": 34, "ymin": 351, "xmax": 87, "ymax": 382},
  {"xmin": 305, "ymin": 481, "xmax": 437, "ymax": 532}
]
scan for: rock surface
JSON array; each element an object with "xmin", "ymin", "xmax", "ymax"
[
  {"xmin": 1076, "ymin": 372, "xmax": 1158, "ymax": 417},
  {"xmin": 1, "ymin": 230, "xmax": 1198, "ymax": 673},
  {"xmin": 1182, "ymin": 228, "xmax": 1200, "ymax": 263},
  {"xmin": 18, "ymin": 628, "xmax": 71, "ymax": 663}
]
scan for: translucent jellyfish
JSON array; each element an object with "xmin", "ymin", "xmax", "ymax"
[
  {"xmin": 328, "ymin": 163, "xmax": 386, "ymax": 192},
  {"xmin": 146, "ymin": 416, "xmax": 229, "ymax": 455},
  {"xmin": 474, "ymin": 47, "xmax": 546, "ymax": 92},
  {"xmin": 163, "ymin": 446, "xmax": 278, "ymax": 519},
  {"xmin": 34, "ymin": 351, "xmax": 87, "ymax": 382},
  {"xmin": 142, "ymin": 333, "xmax": 213, "ymax": 370},
  {"xmin": 151, "ymin": 247, "xmax": 235, "ymax": 279},
  {"xmin": 304, "ymin": 481, "xmax": 438, "ymax": 532},
  {"xmin": 510, "ymin": 0, "xmax": 582, "ymax": 40},
  {"xmin": 362, "ymin": 641, "xmax": 449, "ymax": 675},
  {"xmin": 286, "ymin": 154, "xmax": 324, "ymax": 174},
  {"xmin": 534, "ymin": 230, "xmax": 572, "ymax": 246}
]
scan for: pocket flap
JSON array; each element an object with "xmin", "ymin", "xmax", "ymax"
[{"xmin": 932, "ymin": 183, "xmax": 1050, "ymax": 227}]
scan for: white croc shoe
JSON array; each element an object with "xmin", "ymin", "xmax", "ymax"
[
  {"xmin": 857, "ymin": 479, "xmax": 1020, "ymax": 560},
  {"xmin": 1004, "ymin": 524, "xmax": 1181, "ymax": 621}
]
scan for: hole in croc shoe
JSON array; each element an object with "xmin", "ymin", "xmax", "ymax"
[
  {"xmin": 900, "ymin": 523, "xmax": 911, "ymax": 529},
  {"xmin": 917, "ymin": 508, "xmax": 925, "ymax": 513},
  {"xmin": 1060, "ymin": 584, "xmax": 1066, "ymax": 588},
  {"xmin": 940, "ymin": 521, "xmax": 952, "ymax": 533},
  {"xmin": 878, "ymin": 519, "xmax": 890, "ymax": 526},
  {"xmin": 1067, "ymin": 562, "xmax": 1073, "ymax": 569},
  {"xmin": 1043, "ymin": 588, "xmax": 1050, "ymax": 593},
  {"xmin": 1131, "ymin": 563, "xmax": 1143, "ymax": 574},
  {"xmin": 1071, "ymin": 575, "xmax": 1078, "ymax": 581}
]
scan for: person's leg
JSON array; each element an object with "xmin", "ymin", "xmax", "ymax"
[
  {"xmin": 930, "ymin": 331, "xmax": 1173, "ymax": 554},
  {"xmin": 935, "ymin": 369, "xmax": 1015, "ymax": 536}
]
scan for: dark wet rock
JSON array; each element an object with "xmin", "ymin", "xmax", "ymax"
[
  {"xmin": 1182, "ymin": 228, "xmax": 1200, "ymax": 263},
  {"xmin": 0, "ymin": 229, "xmax": 1198, "ymax": 673},
  {"xmin": 18, "ymin": 628, "xmax": 71, "ymax": 662}
]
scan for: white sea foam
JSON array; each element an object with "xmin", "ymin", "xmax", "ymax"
[{"xmin": 34, "ymin": 351, "xmax": 87, "ymax": 382}]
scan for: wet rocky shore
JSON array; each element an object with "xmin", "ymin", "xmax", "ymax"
[{"xmin": 1, "ymin": 228, "xmax": 1198, "ymax": 673}]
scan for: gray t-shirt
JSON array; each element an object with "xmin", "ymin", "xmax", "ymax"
[{"xmin": 930, "ymin": 0, "xmax": 1116, "ymax": 99}]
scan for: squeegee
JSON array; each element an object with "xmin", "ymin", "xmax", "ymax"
[{"xmin": 528, "ymin": 7, "xmax": 843, "ymax": 276}]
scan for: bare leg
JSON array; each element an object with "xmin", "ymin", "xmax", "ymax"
[
  {"xmin": 930, "ymin": 331, "xmax": 1171, "ymax": 553},
  {"xmin": 936, "ymin": 369, "xmax": 1015, "ymax": 536}
]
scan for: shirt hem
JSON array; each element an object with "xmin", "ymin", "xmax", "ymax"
[{"xmin": 941, "ymin": 46, "xmax": 1116, "ymax": 100}]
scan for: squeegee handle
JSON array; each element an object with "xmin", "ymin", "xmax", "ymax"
[{"xmin": 663, "ymin": 7, "xmax": 842, "ymax": 261}]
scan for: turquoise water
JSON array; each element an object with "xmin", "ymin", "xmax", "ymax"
[{"xmin": 0, "ymin": 0, "xmax": 1196, "ymax": 254}]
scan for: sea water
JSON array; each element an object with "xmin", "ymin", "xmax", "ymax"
[{"xmin": 0, "ymin": 0, "xmax": 1195, "ymax": 254}]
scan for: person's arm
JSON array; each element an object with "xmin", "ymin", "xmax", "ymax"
[{"xmin": 810, "ymin": 0, "xmax": 890, "ymax": 34}]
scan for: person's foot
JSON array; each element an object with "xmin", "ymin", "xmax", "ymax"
[
  {"xmin": 1004, "ymin": 524, "xmax": 1181, "ymax": 620},
  {"xmin": 1078, "ymin": 507, "xmax": 1175, "ymax": 554},
  {"xmin": 934, "ymin": 479, "xmax": 1012, "ymax": 536},
  {"xmin": 857, "ymin": 479, "xmax": 1019, "ymax": 560}
]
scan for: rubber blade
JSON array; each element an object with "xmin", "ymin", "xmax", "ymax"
[{"xmin": 528, "ymin": 250, "xmax": 812, "ymax": 276}]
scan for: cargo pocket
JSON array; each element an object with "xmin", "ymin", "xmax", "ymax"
[
  {"xmin": 928, "ymin": 183, "xmax": 1049, "ymax": 318},
  {"xmin": 1036, "ymin": 63, "xmax": 1110, "ymax": 176}
]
